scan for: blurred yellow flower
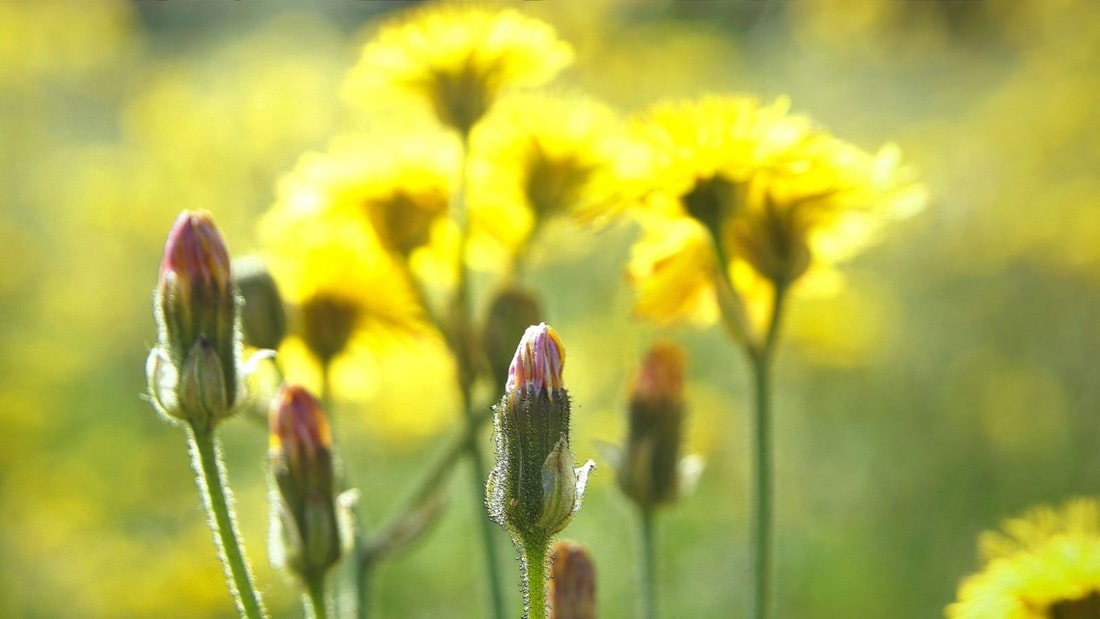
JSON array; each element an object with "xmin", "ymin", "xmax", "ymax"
[
  {"xmin": 344, "ymin": 6, "xmax": 573, "ymax": 134},
  {"xmin": 260, "ymin": 199, "xmax": 428, "ymax": 364},
  {"xmin": 947, "ymin": 498, "xmax": 1100, "ymax": 619},
  {"xmin": 624, "ymin": 95, "xmax": 924, "ymax": 325},
  {"xmin": 469, "ymin": 92, "xmax": 626, "ymax": 257},
  {"xmin": 273, "ymin": 133, "xmax": 459, "ymax": 257}
]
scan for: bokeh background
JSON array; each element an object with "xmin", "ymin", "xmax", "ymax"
[{"xmin": 4, "ymin": 0, "xmax": 1100, "ymax": 617}]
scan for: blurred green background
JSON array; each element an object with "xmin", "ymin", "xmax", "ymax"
[{"xmin": 4, "ymin": 1, "xmax": 1100, "ymax": 617}]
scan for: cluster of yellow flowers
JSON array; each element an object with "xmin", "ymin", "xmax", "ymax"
[{"xmin": 259, "ymin": 4, "xmax": 926, "ymax": 390}]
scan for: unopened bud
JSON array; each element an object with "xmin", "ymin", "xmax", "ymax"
[
  {"xmin": 149, "ymin": 211, "xmax": 242, "ymax": 427},
  {"xmin": 269, "ymin": 386, "xmax": 342, "ymax": 581},
  {"xmin": 618, "ymin": 342, "xmax": 686, "ymax": 508},
  {"xmin": 300, "ymin": 295, "xmax": 358, "ymax": 365},
  {"xmin": 233, "ymin": 257, "xmax": 287, "ymax": 351},
  {"xmin": 487, "ymin": 324, "xmax": 594, "ymax": 545},
  {"xmin": 549, "ymin": 541, "xmax": 597, "ymax": 619},
  {"xmin": 481, "ymin": 287, "xmax": 544, "ymax": 392}
]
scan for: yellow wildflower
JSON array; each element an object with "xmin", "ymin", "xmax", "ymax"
[
  {"xmin": 625, "ymin": 95, "xmax": 924, "ymax": 325},
  {"xmin": 469, "ymin": 92, "xmax": 626, "ymax": 256},
  {"xmin": 947, "ymin": 498, "xmax": 1100, "ymax": 619},
  {"xmin": 275, "ymin": 132, "xmax": 459, "ymax": 257},
  {"xmin": 260, "ymin": 197, "xmax": 428, "ymax": 364},
  {"xmin": 344, "ymin": 6, "xmax": 573, "ymax": 134}
]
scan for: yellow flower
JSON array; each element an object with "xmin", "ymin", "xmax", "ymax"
[
  {"xmin": 947, "ymin": 498, "xmax": 1100, "ymax": 619},
  {"xmin": 275, "ymin": 132, "xmax": 459, "ymax": 257},
  {"xmin": 344, "ymin": 6, "xmax": 573, "ymax": 134},
  {"xmin": 624, "ymin": 95, "xmax": 924, "ymax": 325},
  {"xmin": 260, "ymin": 198, "xmax": 428, "ymax": 364},
  {"xmin": 469, "ymin": 92, "xmax": 626, "ymax": 256}
]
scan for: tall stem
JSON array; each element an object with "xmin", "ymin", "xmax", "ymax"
[
  {"xmin": 639, "ymin": 507, "xmax": 658, "ymax": 619},
  {"xmin": 747, "ymin": 280, "xmax": 788, "ymax": 619},
  {"xmin": 187, "ymin": 425, "xmax": 267, "ymax": 619},
  {"xmin": 452, "ymin": 130, "xmax": 508, "ymax": 619},
  {"xmin": 523, "ymin": 540, "xmax": 549, "ymax": 619}
]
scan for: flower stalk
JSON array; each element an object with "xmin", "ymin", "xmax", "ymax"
[{"xmin": 189, "ymin": 424, "xmax": 268, "ymax": 619}]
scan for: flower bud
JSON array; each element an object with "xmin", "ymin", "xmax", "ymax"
[
  {"xmin": 549, "ymin": 541, "xmax": 597, "ymax": 619},
  {"xmin": 618, "ymin": 342, "xmax": 686, "ymax": 508},
  {"xmin": 233, "ymin": 257, "xmax": 287, "ymax": 351},
  {"xmin": 300, "ymin": 295, "xmax": 358, "ymax": 365},
  {"xmin": 268, "ymin": 386, "xmax": 342, "ymax": 581},
  {"xmin": 481, "ymin": 287, "xmax": 543, "ymax": 393},
  {"xmin": 487, "ymin": 324, "xmax": 594, "ymax": 546},
  {"xmin": 149, "ymin": 211, "xmax": 242, "ymax": 428}
]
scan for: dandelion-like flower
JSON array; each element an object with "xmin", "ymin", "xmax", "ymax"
[
  {"xmin": 947, "ymin": 498, "xmax": 1100, "ymax": 619},
  {"xmin": 469, "ymin": 93, "xmax": 627, "ymax": 256},
  {"xmin": 344, "ymin": 6, "xmax": 573, "ymax": 134},
  {"xmin": 624, "ymin": 95, "xmax": 925, "ymax": 326}
]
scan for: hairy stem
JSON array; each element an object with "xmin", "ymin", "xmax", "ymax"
[
  {"xmin": 523, "ymin": 540, "xmax": 549, "ymax": 619},
  {"xmin": 187, "ymin": 425, "xmax": 267, "ymax": 619}
]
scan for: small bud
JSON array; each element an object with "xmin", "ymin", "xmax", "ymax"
[
  {"xmin": 300, "ymin": 295, "xmax": 359, "ymax": 365},
  {"xmin": 269, "ymin": 386, "xmax": 342, "ymax": 581},
  {"xmin": 149, "ymin": 211, "xmax": 242, "ymax": 428},
  {"xmin": 481, "ymin": 287, "xmax": 544, "ymax": 393},
  {"xmin": 549, "ymin": 541, "xmax": 597, "ymax": 619},
  {"xmin": 487, "ymin": 324, "xmax": 593, "ymax": 546},
  {"xmin": 618, "ymin": 343, "xmax": 687, "ymax": 508},
  {"xmin": 233, "ymin": 257, "xmax": 287, "ymax": 351}
]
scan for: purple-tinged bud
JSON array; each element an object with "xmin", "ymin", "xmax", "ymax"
[
  {"xmin": 618, "ymin": 343, "xmax": 687, "ymax": 508},
  {"xmin": 507, "ymin": 323, "xmax": 566, "ymax": 400},
  {"xmin": 487, "ymin": 323, "xmax": 594, "ymax": 547},
  {"xmin": 549, "ymin": 541, "xmax": 597, "ymax": 619},
  {"xmin": 269, "ymin": 386, "xmax": 342, "ymax": 581},
  {"xmin": 148, "ymin": 211, "xmax": 242, "ymax": 428}
]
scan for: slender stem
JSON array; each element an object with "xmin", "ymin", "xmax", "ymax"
[
  {"xmin": 187, "ymin": 425, "xmax": 267, "ymax": 619},
  {"xmin": 523, "ymin": 540, "xmax": 549, "ymax": 619},
  {"xmin": 451, "ymin": 128, "xmax": 507, "ymax": 619},
  {"xmin": 639, "ymin": 506, "xmax": 658, "ymax": 619},
  {"xmin": 747, "ymin": 280, "xmax": 788, "ymax": 619},
  {"xmin": 305, "ymin": 576, "xmax": 330, "ymax": 619}
]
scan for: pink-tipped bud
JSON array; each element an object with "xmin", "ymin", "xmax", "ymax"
[
  {"xmin": 268, "ymin": 386, "xmax": 341, "ymax": 580},
  {"xmin": 506, "ymin": 323, "xmax": 565, "ymax": 399},
  {"xmin": 149, "ymin": 210, "xmax": 242, "ymax": 428}
]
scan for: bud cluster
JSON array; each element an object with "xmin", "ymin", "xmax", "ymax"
[
  {"xmin": 486, "ymin": 323, "xmax": 594, "ymax": 547},
  {"xmin": 147, "ymin": 211, "xmax": 243, "ymax": 430}
]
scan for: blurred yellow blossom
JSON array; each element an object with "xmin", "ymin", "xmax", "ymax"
[
  {"xmin": 469, "ymin": 92, "xmax": 627, "ymax": 259},
  {"xmin": 947, "ymin": 498, "xmax": 1100, "ymax": 619},
  {"xmin": 344, "ymin": 6, "xmax": 573, "ymax": 134},
  {"xmin": 624, "ymin": 95, "xmax": 924, "ymax": 326}
]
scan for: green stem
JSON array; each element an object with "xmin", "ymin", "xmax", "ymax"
[
  {"xmin": 187, "ymin": 425, "xmax": 267, "ymax": 619},
  {"xmin": 305, "ymin": 576, "xmax": 330, "ymax": 619},
  {"xmin": 523, "ymin": 540, "xmax": 549, "ymax": 619},
  {"xmin": 747, "ymin": 280, "xmax": 788, "ymax": 619},
  {"xmin": 639, "ymin": 507, "xmax": 658, "ymax": 619},
  {"xmin": 451, "ymin": 128, "xmax": 507, "ymax": 619}
]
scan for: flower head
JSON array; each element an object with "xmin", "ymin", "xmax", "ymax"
[
  {"xmin": 148, "ymin": 210, "xmax": 242, "ymax": 428},
  {"xmin": 469, "ymin": 93, "xmax": 627, "ymax": 254},
  {"xmin": 549, "ymin": 541, "xmax": 597, "ymax": 619},
  {"xmin": 268, "ymin": 386, "xmax": 342, "ymax": 581},
  {"xmin": 947, "ymin": 498, "xmax": 1100, "ymax": 619},
  {"xmin": 345, "ymin": 7, "xmax": 573, "ymax": 134},
  {"xmin": 487, "ymin": 323, "xmax": 594, "ymax": 545},
  {"xmin": 624, "ymin": 95, "xmax": 925, "ymax": 325}
]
